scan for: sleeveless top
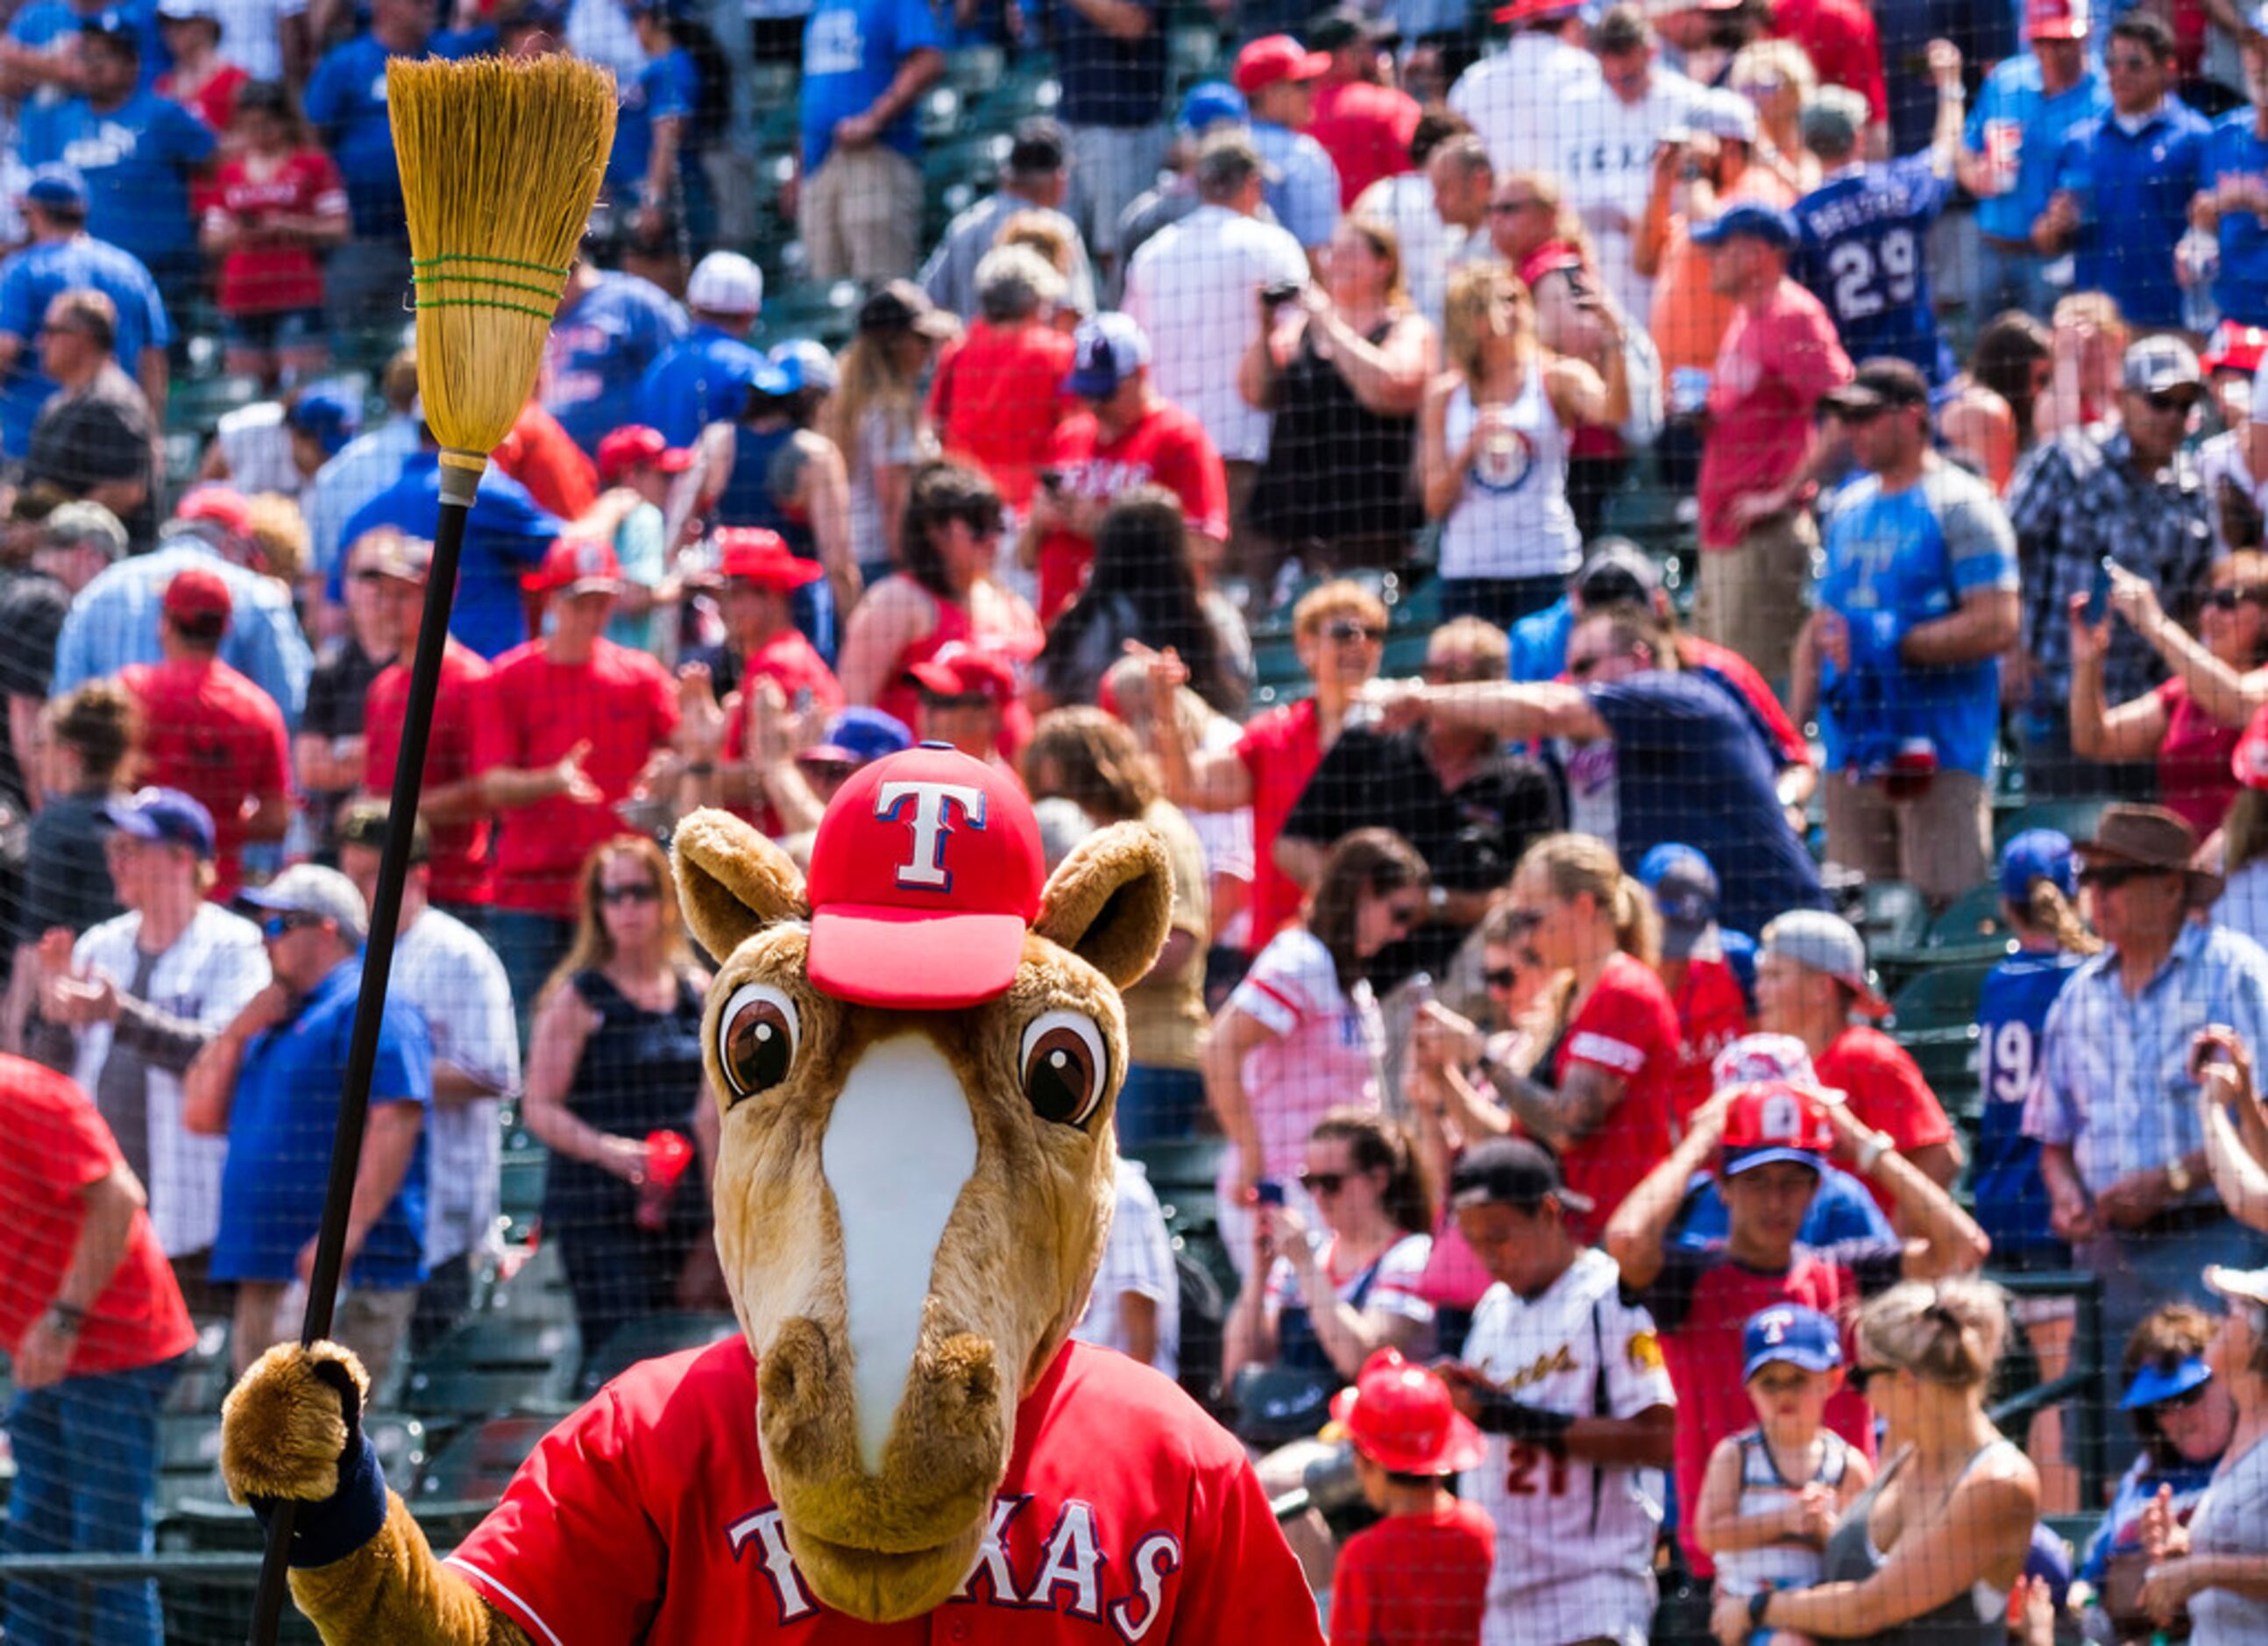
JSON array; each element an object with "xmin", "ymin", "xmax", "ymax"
[
  {"xmin": 874, "ymin": 579, "xmax": 1038, "ymax": 757},
  {"xmin": 1248, "ymin": 316, "xmax": 1422, "ymax": 548},
  {"xmin": 1716, "ymin": 1427, "xmax": 1859, "ymax": 1598},
  {"xmin": 1818, "ymin": 1439, "xmax": 2020, "ymax": 1645},
  {"xmin": 1439, "ymin": 364, "xmax": 1580, "ymax": 582},
  {"xmin": 540, "ymin": 969, "xmax": 711, "ymax": 1238}
]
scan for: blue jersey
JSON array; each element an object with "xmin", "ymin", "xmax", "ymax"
[
  {"xmin": 1973, "ymin": 948, "xmax": 2085, "ymax": 1265},
  {"xmin": 2206, "ymin": 112, "xmax": 2268, "ymax": 329},
  {"xmin": 338, "ymin": 451, "xmax": 563, "ymax": 659},
  {"xmin": 2053, "ymin": 98, "xmax": 2211, "ymax": 330},
  {"xmin": 609, "ymin": 47, "xmax": 698, "ymax": 188},
  {"xmin": 1791, "ymin": 158, "xmax": 1953, "ymax": 383},
  {"xmin": 800, "ymin": 0, "xmax": 940, "ymax": 173},
  {"xmin": 1962, "ymin": 58, "xmax": 2108, "ymax": 245},
  {"xmin": 634, "ymin": 323, "xmax": 766, "ymax": 447},
  {"xmin": 18, "ymin": 88, "xmax": 214, "ymax": 271},
  {"xmin": 0, "ymin": 234, "xmax": 170, "ymax": 460},
  {"xmin": 540, "ymin": 272, "xmax": 688, "ymax": 458},
  {"xmin": 304, "ymin": 31, "xmax": 471, "ymax": 239}
]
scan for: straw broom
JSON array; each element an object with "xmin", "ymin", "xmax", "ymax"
[{"xmin": 247, "ymin": 54, "xmax": 613, "ymax": 1646}]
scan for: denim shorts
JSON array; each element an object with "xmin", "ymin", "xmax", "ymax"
[{"xmin": 224, "ymin": 306, "xmax": 328, "ymax": 352}]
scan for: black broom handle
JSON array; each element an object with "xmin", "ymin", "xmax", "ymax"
[{"xmin": 248, "ymin": 469, "xmax": 475, "ymax": 1645}]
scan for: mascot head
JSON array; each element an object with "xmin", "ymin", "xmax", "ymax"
[{"xmin": 671, "ymin": 744, "xmax": 1172, "ymax": 1624}]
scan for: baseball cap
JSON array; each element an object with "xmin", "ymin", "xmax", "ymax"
[
  {"xmin": 502, "ymin": 0, "xmax": 567, "ymax": 32},
  {"xmin": 156, "ymin": 0, "xmax": 219, "ymax": 20},
  {"xmin": 769, "ymin": 338, "xmax": 839, "ymax": 397},
  {"xmin": 21, "ymin": 164, "xmax": 88, "ymax": 215},
  {"xmin": 802, "ymin": 741, "xmax": 1047, "ymax": 1009},
  {"xmin": 1234, "ymin": 33, "xmax": 1331, "ymax": 93},
  {"xmin": 1448, "ymin": 1135, "xmax": 1596, "ymax": 1216},
  {"xmin": 1007, "ymin": 117, "xmax": 1069, "ymax": 175},
  {"xmin": 858, "ymin": 279, "xmax": 958, "ymax": 341},
  {"xmin": 286, "ymin": 389, "xmax": 358, "ymax": 458},
  {"xmin": 79, "ymin": 8, "xmax": 138, "ymax": 40},
  {"xmin": 2206, "ymin": 1264, "xmax": 2268, "ymax": 1312},
  {"xmin": 2124, "ymin": 334, "xmax": 2205, "ymax": 399},
  {"xmin": 1711, "ymin": 1032, "xmax": 1820, "ymax": 1093},
  {"xmin": 1492, "ymin": 0, "xmax": 1582, "ymax": 21},
  {"xmin": 714, "ymin": 526, "xmax": 822, "ymax": 590},
  {"xmin": 174, "ymin": 484, "xmax": 253, "ymax": 539},
  {"xmin": 1328, "ymin": 1350, "xmax": 1487, "ymax": 1476},
  {"xmin": 1719, "ymin": 1079, "xmax": 1836, "ymax": 1177},
  {"xmin": 908, "ymin": 642, "xmax": 1017, "ymax": 706},
  {"xmin": 1690, "ymin": 89, "xmax": 1759, "ymax": 145},
  {"xmin": 240, "ymin": 864, "xmax": 370, "ymax": 945},
  {"xmin": 2023, "ymin": 0, "xmax": 2089, "ymax": 38},
  {"xmin": 800, "ymin": 706, "xmax": 913, "ymax": 768},
  {"xmin": 2000, "ymin": 828, "xmax": 2078, "ymax": 905},
  {"xmin": 1760, "ymin": 909, "xmax": 1889, "ymax": 1018},
  {"xmin": 356, "ymin": 529, "xmax": 435, "ymax": 581},
  {"xmin": 1742, "ymin": 1304, "xmax": 1843, "ymax": 1379},
  {"xmin": 337, "ymin": 798, "xmax": 431, "ymax": 864},
  {"xmin": 2203, "ymin": 321, "xmax": 2268, "ymax": 378},
  {"xmin": 686, "ymin": 250, "xmax": 764, "ymax": 316},
  {"xmin": 1690, "ymin": 201, "xmax": 1797, "ymax": 251},
  {"xmin": 1822, "ymin": 357, "xmax": 1931, "ymax": 418},
  {"xmin": 2119, "ymin": 1353, "xmax": 2213, "ymax": 1411},
  {"xmin": 103, "ymin": 786, "xmax": 215, "ymax": 859},
  {"xmin": 525, "ymin": 536, "xmax": 623, "ymax": 597},
  {"xmin": 596, "ymin": 424, "xmax": 693, "ymax": 486},
  {"xmin": 1639, "ymin": 842, "xmax": 1719, "ymax": 960},
  {"xmin": 161, "ymin": 564, "xmax": 231, "ymax": 625},
  {"xmin": 40, "ymin": 500, "xmax": 126, "ymax": 561},
  {"xmin": 1572, "ymin": 537, "xmax": 1662, "ymax": 607},
  {"xmin": 1065, "ymin": 312, "xmax": 1152, "ymax": 400},
  {"xmin": 1177, "ymin": 80, "xmax": 1248, "ymax": 132},
  {"xmin": 1797, "ymin": 86, "xmax": 1871, "ymax": 152}
]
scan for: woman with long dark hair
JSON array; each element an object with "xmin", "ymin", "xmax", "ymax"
[{"xmin": 1939, "ymin": 311, "xmax": 2052, "ymax": 495}]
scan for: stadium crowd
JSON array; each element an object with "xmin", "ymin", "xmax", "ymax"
[{"xmin": 4, "ymin": 0, "xmax": 2268, "ymax": 1638}]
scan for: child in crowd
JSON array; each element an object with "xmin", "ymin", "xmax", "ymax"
[
  {"xmin": 1326, "ymin": 1349, "xmax": 1493, "ymax": 1646},
  {"xmin": 1694, "ymin": 1304, "xmax": 1875, "ymax": 1645}
]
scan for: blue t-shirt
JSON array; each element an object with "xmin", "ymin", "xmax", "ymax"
[
  {"xmin": 1963, "ymin": 58, "xmax": 2108, "ymax": 244},
  {"xmin": 800, "ymin": 0, "xmax": 941, "ymax": 173},
  {"xmin": 609, "ymin": 47, "xmax": 699, "ymax": 188},
  {"xmin": 634, "ymin": 323, "xmax": 766, "ymax": 447},
  {"xmin": 2206, "ymin": 112, "xmax": 2268, "ymax": 329},
  {"xmin": 1973, "ymin": 947, "xmax": 2085, "ymax": 1265},
  {"xmin": 1252, "ymin": 120, "xmax": 1340, "ymax": 251},
  {"xmin": 337, "ymin": 451, "xmax": 563, "ymax": 659},
  {"xmin": 1816, "ymin": 462, "xmax": 2018, "ymax": 778},
  {"xmin": 304, "ymin": 31, "xmax": 469, "ymax": 239},
  {"xmin": 210, "ymin": 958, "xmax": 432, "ymax": 1288},
  {"xmin": 2054, "ymin": 98, "xmax": 2212, "ymax": 329},
  {"xmin": 1042, "ymin": 0, "xmax": 1163, "ymax": 128},
  {"xmin": 0, "ymin": 235, "xmax": 170, "ymax": 460},
  {"xmin": 541, "ymin": 271, "xmax": 689, "ymax": 457},
  {"xmin": 18, "ymin": 89, "xmax": 215, "ymax": 270},
  {"xmin": 1791, "ymin": 158, "xmax": 1953, "ymax": 384},
  {"xmin": 11, "ymin": 0, "xmax": 164, "ymax": 83},
  {"xmin": 1582, "ymin": 672, "xmax": 1828, "ymax": 937},
  {"xmin": 1673, "ymin": 1161, "xmax": 1894, "ymax": 1249}
]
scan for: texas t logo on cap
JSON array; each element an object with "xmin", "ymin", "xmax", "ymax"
[{"xmin": 804, "ymin": 744, "xmax": 1045, "ymax": 1010}]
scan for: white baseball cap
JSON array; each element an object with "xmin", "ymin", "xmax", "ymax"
[{"xmin": 686, "ymin": 251, "xmax": 763, "ymax": 317}]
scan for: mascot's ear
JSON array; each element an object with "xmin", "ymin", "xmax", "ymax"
[
  {"xmin": 672, "ymin": 807, "xmax": 809, "ymax": 962},
  {"xmin": 1032, "ymin": 821, "xmax": 1173, "ymax": 991}
]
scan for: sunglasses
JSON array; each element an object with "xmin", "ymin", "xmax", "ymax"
[
  {"xmin": 2105, "ymin": 51, "xmax": 2157, "ymax": 69},
  {"xmin": 2078, "ymin": 863, "xmax": 2169, "ymax": 891},
  {"xmin": 1484, "ymin": 966, "xmax": 1521, "ymax": 990},
  {"xmin": 2138, "ymin": 389, "xmax": 2197, "ymax": 415},
  {"xmin": 1297, "ymin": 1169, "xmax": 1350, "ymax": 1195},
  {"xmin": 1567, "ymin": 653, "xmax": 1613, "ymax": 681},
  {"xmin": 1846, "ymin": 1363, "xmax": 1896, "ymax": 1397},
  {"xmin": 1489, "ymin": 198, "xmax": 1542, "ymax": 215},
  {"xmin": 1322, "ymin": 619, "xmax": 1385, "ymax": 644},
  {"xmin": 259, "ymin": 911, "xmax": 326, "ymax": 940},
  {"xmin": 598, "ymin": 883, "xmax": 661, "ymax": 906},
  {"xmin": 1385, "ymin": 899, "xmax": 1426, "ymax": 931},
  {"xmin": 2205, "ymin": 586, "xmax": 2261, "ymax": 611},
  {"xmin": 2149, "ymin": 1380, "xmax": 2213, "ymax": 1416},
  {"xmin": 351, "ymin": 567, "xmax": 392, "ymax": 584}
]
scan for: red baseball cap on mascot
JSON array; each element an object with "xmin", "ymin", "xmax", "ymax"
[{"xmin": 804, "ymin": 741, "xmax": 1045, "ymax": 1009}]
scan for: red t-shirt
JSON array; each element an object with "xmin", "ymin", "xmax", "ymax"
[
  {"xmin": 1036, "ymin": 401, "xmax": 1230, "ymax": 625},
  {"xmin": 2154, "ymin": 677, "xmax": 2241, "ymax": 840},
  {"xmin": 1310, "ymin": 80, "xmax": 1421, "ymax": 209},
  {"xmin": 204, "ymin": 148, "xmax": 345, "ymax": 316},
  {"xmin": 363, "ymin": 639, "xmax": 494, "ymax": 908},
  {"xmin": 446, "ymin": 1337, "xmax": 1326, "ymax": 1644},
  {"xmin": 119, "ymin": 656, "xmax": 290, "ymax": 901},
  {"xmin": 0, "ymin": 1056, "xmax": 194, "ymax": 1377},
  {"xmin": 721, "ymin": 626, "xmax": 851, "ymax": 828},
  {"xmin": 1697, "ymin": 279, "xmax": 1853, "ymax": 550},
  {"xmin": 928, "ymin": 321, "xmax": 1075, "ymax": 511},
  {"xmin": 1234, "ymin": 699, "xmax": 1323, "ymax": 958},
  {"xmin": 1327, "ymin": 1500, "xmax": 1494, "ymax": 1646},
  {"xmin": 1769, "ymin": 0, "xmax": 1889, "ymax": 121},
  {"xmin": 1667, "ymin": 951, "xmax": 1752, "ymax": 1126},
  {"xmin": 473, "ymin": 638, "xmax": 680, "ymax": 917},
  {"xmin": 1815, "ymin": 1025, "xmax": 1956, "ymax": 1216},
  {"xmin": 1551, "ymin": 952, "xmax": 1683, "ymax": 1237},
  {"xmin": 495, "ymin": 401, "xmax": 599, "ymax": 524},
  {"xmin": 1680, "ymin": 635, "xmax": 1812, "ymax": 769}
]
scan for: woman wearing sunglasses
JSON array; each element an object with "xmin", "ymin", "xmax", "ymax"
[
  {"xmin": 521, "ymin": 836, "xmax": 719, "ymax": 1374},
  {"xmin": 2071, "ymin": 552, "xmax": 2268, "ymax": 837}
]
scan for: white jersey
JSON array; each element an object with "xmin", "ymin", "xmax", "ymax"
[
  {"xmin": 1553, "ymin": 67, "xmax": 1705, "ymax": 318},
  {"xmin": 1458, "ymin": 1246, "xmax": 1675, "ymax": 1646},
  {"xmin": 1449, "ymin": 35, "xmax": 1604, "ymax": 181}
]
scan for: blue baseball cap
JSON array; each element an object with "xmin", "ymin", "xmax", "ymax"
[
  {"xmin": 1691, "ymin": 202, "xmax": 1797, "ymax": 252},
  {"xmin": 1178, "ymin": 80, "xmax": 1247, "ymax": 133},
  {"xmin": 2000, "ymin": 828, "xmax": 2078, "ymax": 905},
  {"xmin": 103, "ymin": 786, "xmax": 216, "ymax": 859},
  {"xmin": 79, "ymin": 8, "xmax": 139, "ymax": 39},
  {"xmin": 22, "ymin": 164, "xmax": 88, "ymax": 215},
  {"xmin": 1742, "ymin": 1304, "xmax": 1843, "ymax": 1379},
  {"xmin": 286, "ymin": 389, "xmax": 359, "ymax": 458},
  {"xmin": 2119, "ymin": 1354, "xmax": 2213, "ymax": 1411},
  {"xmin": 1639, "ymin": 842, "xmax": 1719, "ymax": 958},
  {"xmin": 768, "ymin": 338, "xmax": 838, "ymax": 397},
  {"xmin": 799, "ymin": 706, "xmax": 911, "ymax": 769},
  {"xmin": 1065, "ymin": 312, "xmax": 1151, "ymax": 399}
]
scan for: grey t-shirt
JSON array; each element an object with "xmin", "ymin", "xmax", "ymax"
[{"xmin": 2189, "ymin": 1435, "xmax": 2268, "ymax": 1645}]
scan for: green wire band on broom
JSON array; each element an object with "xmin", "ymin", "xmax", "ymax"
[
  {"xmin": 413, "ymin": 269, "xmax": 562, "ymax": 302},
  {"xmin": 413, "ymin": 296, "xmax": 562, "ymax": 323},
  {"xmin": 409, "ymin": 251, "xmax": 571, "ymax": 278}
]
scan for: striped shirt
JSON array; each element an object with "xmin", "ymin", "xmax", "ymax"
[{"xmin": 1073, "ymin": 1157, "xmax": 1180, "ymax": 1378}]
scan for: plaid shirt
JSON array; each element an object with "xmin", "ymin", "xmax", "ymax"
[
  {"xmin": 2009, "ymin": 425, "xmax": 2215, "ymax": 716},
  {"xmin": 2023, "ymin": 919, "xmax": 2268, "ymax": 1195}
]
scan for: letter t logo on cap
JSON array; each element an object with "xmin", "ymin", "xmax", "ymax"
[{"xmin": 877, "ymin": 780, "xmax": 988, "ymax": 890}]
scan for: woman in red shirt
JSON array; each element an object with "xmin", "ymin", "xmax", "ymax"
[
  {"xmin": 198, "ymin": 82, "xmax": 349, "ymax": 388},
  {"xmin": 925, "ymin": 245, "xmax": 1074, "ymax": 513}
]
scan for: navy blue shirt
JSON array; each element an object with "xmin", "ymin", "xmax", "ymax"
[
  {"xmin": 2053, "ymin": 97, "xmax": 2211, "ymax": 330},
  {"xmin": 1974, "ymin": 947, "xmax": 2085, "ymax": 1265},
  {"xmin": 1792, "ymin": 159, "xmax": 1953, "ymax": 384},
  {"xmin": 0, "ymin": 234, "xmax": 170, "ymax": 460},
  {"xmin": 1042, "ymin": 0, "xmax": 1166, "ymax": 128},
  {"xmin": 337, "ymin": 451, "xmax": 563, "ymax": 659},
  {"xmin": 18, "ymin": 88, "xmax": 214, "ymax": 272},
  {"xmin": 1873, "ymin": 0, "xmax": 2014, "ymax": 158}
]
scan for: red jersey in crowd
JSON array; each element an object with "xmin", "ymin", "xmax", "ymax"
[
  {"xmin": 721, "ymin": 627, "xmax": 849, "ymax": 831},
  {"xmin": 1814, "ymin": 1025, "xmax": 1957, "ymax": 1217},
  {"xmin": 203, "ymin": 148, "xmax": 345, "ymax": 316},
  {"xmin": 1551, "ymin": 952, "xmax": 1682, "ymax": 1236},
  {"xmin": 1697, "ymin": 279, "xmax": 1853, "ymax": 550},
  {"xmin": 1327, "ymin": 1499, "xmax": 1494, "ymax": 1646},
  {"xmin": 119, "ymin": 655, "xmax": 290, "ymax": 901},
  {"xmin": 1235, "ymin": 698, "xmax": 1323, "ymax": 957},
  {"xmin": 0, "ymin": 1056, "xmax": 194, "ymax": 1378},
  {"xmin": 927, "ymin": 320, "xmax": 1075, "ymax": 510},
  {"xmin": 1666, "ymin": 948, "xmax": 1752, "ymax": 1125},
  {"xmin": 870, "ymin": 582, "xmax": 1042, "ymax": 758},
  {"xmin": 363, "ymin": 638, "xmax": 494, "ymax": 907},
  {"xmin": 1034, "ymin": 400, "xmax": 1229, "ymax": 624},
  {"xmin": 474, "ymin": 637, "xmax": 679, "ymax": 919},
  {"xmin": 1769, "ymin": 0, "xmax": 1889, "ymax": 122},
  {"xmin": 1311, "ymin": 79, "xmax": 1421, "ymax": 208},
  {"xmin": 495, "ymin": 401, "xmax": 599, "ymax": 523}
]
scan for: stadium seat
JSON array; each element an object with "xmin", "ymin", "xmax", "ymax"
[
  {"xmin": 1886, "ymin": 961, "xmax": 1995, "ymax": 1126},
  {"xmin": 577, "ymin": 1311, "xmax": 741, "ymax": 1397},
  {"xmin": 410, "ymin": 1414, "xmax": 557, "ymax": 1544},
  {"xmin": 1922, "ymin": 882, "xmax": 2019, "ymax": 966},
  {"xmin": 1994, "ymin": 798, "xmax": 2109, "ymax": 854},
  {"xmin": 1852, "ymin": 879, "xmax": 1931, "ymax": 958},
  {"xmin": 400, "ymin": 1316, "xmax": 578, "ymax": 1431}
]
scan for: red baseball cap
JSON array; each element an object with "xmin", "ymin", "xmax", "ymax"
[
  {"xmin": 1328, "ymin": 1351, "xmax": 1486, "ymax": 1475},
  {"xmin": 524, "ymin": 536, "xmax": 623, "ymax": 596},
  {"xmin": 803, "ymin": 742, "xmax": 1045, "ymax": 1009},
  {"xmin": 596, "ymin": 424, "xmax": 692, "ymax": 486},
  {"xmin": 161, "ymin": 564, "xmax": 230, "ymax": 624},
  {"xmin": 174, "ymin": 483, "xmax": 252, "ymax": 537},
  {"xmin": 1492, "ymin": 0, "xmax": 1582, "ymax": 18},
  {"xmin": 1233, "ymin": 33, "xmax": 1330, "ymax": 93},
  {"xmin": 714, "ymin": 526, "xmax": 821, "ymax": 591},
  {"xmin": 1719, "ymin": 1080, "xmax": 1835, "ymax": 1177},
  {"xmin": 908, "ymin": 642, "xmax": 1017, "ymax": 706},
  {"xmin": 2204, "ymin": 321, "xmax": 2268, "ymax": 378},
  {"xmin": 2023, "ymin": 0, "xmax": 2087, "ymax": 39}
]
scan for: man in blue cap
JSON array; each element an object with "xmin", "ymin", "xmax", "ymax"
[
  {"xmin": 634, "ymin": 250, "xmax": 773, "ymax": 447},
  {"xmin": 0, "ymin": 164, "xmax": 169, "ymax": 465},
  {"xmin": 1116, "ymin": 82, "xmax": 1253, "ymax": 277}
]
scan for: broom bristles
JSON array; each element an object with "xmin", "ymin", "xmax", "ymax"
[{"xmin": 388, "ymin": 55, "xmax": 617, "ymax": 473}]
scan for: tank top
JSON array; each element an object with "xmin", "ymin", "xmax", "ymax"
[
  {"xmin": 1715, "ymin": 1427, "xmax": 1857, "ymax": 1599},
  {"xmin": 874, "ymin": 580, "xmax": 1038, "ymax": 757},
  {"xmin": 1818, "ymin": 1439, "xmax": 2019, "ymax": 1645},
  {"xmin": 1247, "ymin": 317, "xmax": 1421, "ymax": 548},
  {"xmin": 540, "ymin": 969, "xmax": 712, "ymax": 1239},
  {"xmin": 1439, "ymin": 365, "xmax": 1580, "ymax": 581}
]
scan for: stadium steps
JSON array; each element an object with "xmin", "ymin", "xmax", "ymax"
[
  {"xmin": 575, "ymin": 1310, "xmax": 741, "ymax": 1400},
  {"xmin": 398, "ymin": 1315, "xmax": 579, "ymax": 1447},
  {"xmin": 408, "ymin": 1413, "xmax": 559, "ymax": 1546}
]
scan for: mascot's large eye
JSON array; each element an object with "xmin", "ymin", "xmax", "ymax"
[
  {"xmin": 719, "ymin": 983, "xmax": 800, "ymax": 1103},
  {"xmin": 1019, "ymin": 1011, "xmax": 1109, "ymax": 1128}
]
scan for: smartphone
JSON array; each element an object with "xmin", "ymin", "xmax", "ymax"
[
  {"xmin": 1253, "ymin": 1179, "xmax": 1286, "ymax": 1208},
  {"xmin": 2082, "ymin": 556, "xmax": 2115, "ymax": 627},
  {"xmin": 1259, "ymin": 280, "xmax": 1303, "ymax": 308},
  {"xmin": 1037, "ymin": 466, "xmax": 1065, "ymax": 494}
]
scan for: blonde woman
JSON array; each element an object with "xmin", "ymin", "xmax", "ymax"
[
  {"xmin": 820, "ymin": 281, "xmax": 953, "ymax": 585},
  {"xmin": 1731, "ymin": 37, "xmax": 1823, "ymax": 196}
]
